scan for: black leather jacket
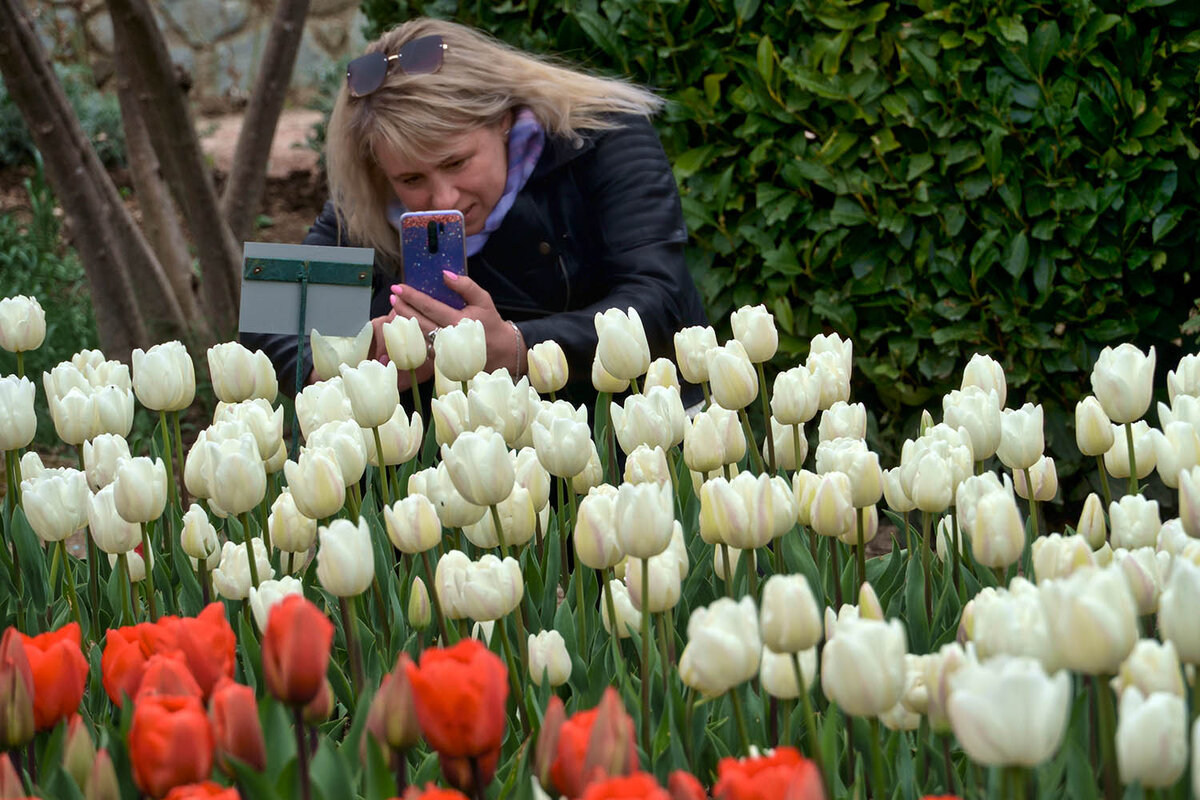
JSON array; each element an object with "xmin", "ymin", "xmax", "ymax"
[{"xmin": 243, "ymin": 114, "xmax": 708, "ymax": 408}]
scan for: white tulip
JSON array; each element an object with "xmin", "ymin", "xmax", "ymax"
[{"xmin": 316, "ymin": 517, "xmax": 375, "ymax": 598}]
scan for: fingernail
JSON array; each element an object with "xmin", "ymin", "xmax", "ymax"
[
  {"xmin": 443, "ymin": 270, "xmax": 458, "ymax": 281},
  {"xmin": 391, "ymin": 284, "xmax": 403, "ymax": 295}
]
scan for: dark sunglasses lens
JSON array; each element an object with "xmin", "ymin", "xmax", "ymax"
[
  {"xmin": 397, "ymin": 35, "xmax": 445, "ymax": 74},
  {"xmin": 347, "ymin": 51, "xmax": 389, "ymax": 97}
]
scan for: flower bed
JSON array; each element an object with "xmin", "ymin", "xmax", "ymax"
[{"xmin": 1, "ymin": 292, "xmax": 1198, "ymax": 799}]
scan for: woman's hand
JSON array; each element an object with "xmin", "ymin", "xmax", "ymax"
[{"xmin": 389, "ymin": 271, "xmax": 521, "ymax": 374}]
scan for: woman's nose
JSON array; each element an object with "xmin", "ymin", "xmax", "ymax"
[{"xmin": 429, "ymin": 178, "xmax": 460, "ymax": 211}]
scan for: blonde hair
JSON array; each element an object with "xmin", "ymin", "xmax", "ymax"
[{"xmin": 325, "ymin": 18, "xmax": 664, "ymax": 261}]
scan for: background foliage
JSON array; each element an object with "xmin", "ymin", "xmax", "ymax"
[
  {"xmin": 360, "ymin": 0, "xmax": 1200, "ymax": 510},
  {"xmin": 0, "ymin": 64, "xmax": 126, "ymax": 168}
]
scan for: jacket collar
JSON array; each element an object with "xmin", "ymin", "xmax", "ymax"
[{"xmin": 529, "ymin": 129, "xmax": 597, "ymax": 181}]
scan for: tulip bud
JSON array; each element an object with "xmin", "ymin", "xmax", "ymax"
[
  {"xmin": 382, "ymin": 315, "xmax": 427, "ymax": 371},
  {"xmin": 1091, "ymin": 343, "xmax": 1155, "ymax": 425},
  {"xmin": 212, "ymin": 539, "xmax": 273, "ymax": 600},
  {"xmin": 1113, "ymin": 639, "xmax": 1184, "ymax": 700},
  {"xmin": 759, "ymin": 646, "xmax": 816, "ymax": 699},
  {"xmin": 316, "ymin": 517, "xmax": 375, "ymax": 598},
  {"xmin": 673, "ymin": 325, "xmax": 717, "ymax": 386},
  {"xmin": 1040, "ymin": 567, "xmax": 1137, "ymax": 674},
  {"xmin": 947, "ymin": 655, "xmax": 1070, "ymax": 767},
  {"xmin": 85, "ymin": 748, "xmax": 121, "ymax": 800},
  {"xmin": 1104, "ymin": 420, "xmax": 1157, "ymax": 480},
  {"xmin": 614, "ymin": 481, "xmax": 674, "ymax": 559},
  {"xmin": 1160, "ymin": 558, "xmax": 1200, "ymax": 663},
  {"xmin": 711, "ymin": 544, "xmax": 753, "ymax": 580},
  {"xmin": 1013, "ymin": 455, "xmax": 1057, "ymax": 502},
  {"xmin": 730, "ymin": 304, "xmax": 778, "ymax": 363},
  {"xmin": 132, "ymin": 341, "xmax": 196, "ymax": 412},
  {"xmin": 303, "ymin": 680, "xmax": 334, "ymax": 725},
  {"xmin": 961, "ymin": 353, "xmax": 1007, "ymax": 408},
  {"xmin": 112, "ymin": 456, "xmax": 168, "ymax": 525},
  {"xmin": 1116, "ymin": 688, "xmax": 1186, "ymax": 787},
  {"xmin": 513, "ymin": 446, "xmax": 551, "ymax": 512},
  {"xmin": 678, "ymin": 597, "xmax": 760, "ymax": 697},
  {"xmin": 462, "ymin": 485, "xmax": 536, "ymax": 550},
  {"xmin": 996, "ymin": 403, "xmax": 1044, "ymax": 471},
  {"xmin": 574, "ymin": 485, "xmax": 623, "ymax": 569},
  {"xmin": 625, "ymin": 550, "xmax": 683, "ymax": 613},
  {"xmin": 1031, "ymin": 533, "xmax": 1095, "ymax": 584},
  {"xmin": 87, "ymin": 484, "xmax": 142, "ymax": 555},
  {"xmin": 283, "ymin": 446, "xmax": 345, "ymax": 520},
  {"xmin": 600, "ymin": 579, "xmax": 642, "ymax": 638},
  {"xmin": 0, "ymin": 628, "xmax": 35, "ymax": 749},
  {"xmin": 624, "ymin": 444, "xmax": 671, "ymax": 486},
  {"xmin": 92, "ymin": 384, "xmax": 134, "ymax": 439},
  {"xmin": 310, "ymin": 322, "xmax": 372, "ymax": 380},
  {"xmin": 63, "ymin": 713, "xmax": 96, "ymax": 788},
  {"xmin": 814, "ymin": 437, "xmax": 882, "ymax": 507},
  {"xmin": 760, "ymin": 574, "xmax": 821, "ymax": 653},
  {"xmin": 821, "ymin": 617, "xmax": 908, "ymax": 717},
  {"xmin": 434, "ymin": 317, "xmax": 488, "ymax": 382},
  {"xmin": 267, "ymin": 488, "xmax": 317, "ymax": 554},
  {"xmin": 384, "ymin": 494, "xmax": 442, "ymax": 554},
  {"xmin": 261, "ymin": 595, "xmax": 334, "ymax": 707},
  {"xmin": 1155, "ymin": 421, "xmax": 1200, "ymax": 488},
  {"xmin": 441, "ymin": 426, "xmax": 515, "ymax": 507},
  {"xmin": 817, "ymin": 401, "xmax": 866, "ymax": 443},
  {"xmin": 1077, "ymin": 493, "xmax": 1107, "ymax": 550},
  {"xmin": 771, "ymin": 366, "xmax": 819, "ymax": 425},
  {"xmin": 180, "ymin": 504, "xmax": 220, "ymax": 567},
  {"xmin": 459, "ymin": 554, "xmax": 524, "ymax": 621},
  {"xmin": 414, "ymin": 463, "xmax": 487, "ymax": 529},
  {"xmin": 365, "ymin": 654, "xmax": 420, "ymax": 754},
  {"xmin": 467, "ymin": 369, "xmax": 532, "ymax": 447},
  {"xmin": 408, "ymin": 577, "xmax": 431, "ymax": 629},
  {"xmin": 1109, "ymin": 495, "xmax": 1160, "ymax": 550},
  {"xmin": 707, "ymin": 340, "xmax": 757, "ymax": 410},
  {"xmin": 207, "ymin": 342, "xmax": 278, "ymax": 404},
  {"xmin": 0, "ymin": 376, "xmax": 36, "ymax": 452},
  {"xmin": 809, "ymin": 472, "xmax": 855, "ymax": 539},
  {"xmin": 0, "ymin": 295, "xmax": 45, "ymax": 352},
  {"xmin": 21, "ymin": 468, "xmax": 89, "ymax": 543},
  {"xmin": 209, "ymin": 678, "xmax": 267, "ymax": 774},
  {"xmin": 248, "ymin": 576, "xmax": 304, "ymax": 632},
  {"xmin": 594, "ymin": 307, "xmax": 651, "ymax": 381},
  {"xmin": 295, "ymin": 377, "xmax": 353, "ymax": 441},
  {"xmin": 882, "ymin": 466, "xmax": 915, "ymax": 514},
  {"xmin": 431, "ymin": 390, "xmax": 471, "ymax": 447},
  {"xmin": 1075, "ymin": 396, "xmax": 1115, "ymax": 456},
  {"xmin": 528, "ymin": 630, "xmax": 572, "ymax": 687},
  {"xmin": 527, "ymin": 340, "xmax": 568, "ymax": 395},
  {"xmin": 213, "ymin": 398, "xmax": 284, "ymax": 462},
  {"xmin": 806, "ymin": 350, "xmax": 850, "ymax": 411},
  {"xmin": 81, "ymin": 433, "xmax": 129, "ymax": 492},
  {"xmin": 969, "ymin": 489, "xmax": 1025, "ymax": 569},
  {"xmin": 533, "ymin": 415, "xmax": 592, "ymax": 479},
  {"xmin": 591, "ymin": 352, "xmax": 629, "ymax": 394}
]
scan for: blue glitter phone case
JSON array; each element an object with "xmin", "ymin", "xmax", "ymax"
[{"xmin": 400, "ymin": 210, "xmax": 468, "ymax": 309}]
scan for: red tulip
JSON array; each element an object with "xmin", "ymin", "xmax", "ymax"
[
  {"xmin": 136, "ymin": 653, "xmax": 202, "ymax": 702},
  {"xmin": 162, "ymin": 782, "xmax": 241, "ymax": 800},
  {"xmin": 713, "ymin": 747, "xmax": 824, "ymax": 800},
  {"xmin": 208, "ymin": 678, "xmax": 266, "ymax": 773},
  {"xmin": 400, "ymin": 785, "xmax": 471, "ymax": 800},
  {"xmin": 578, "ymin": 772, "xmax": 671, "ymax": 800},
  {"xmin": 668, "ymin": 771, "xmax": 707, "ymax": 800},
  {"xmin": 19, "ymin": 622, "xmax": 88, "ymax": 731},
  {"xmin": 101, "ymin": 621, "xmax": 178, "ymax": 705},
  {"xmin": 547, "ymin": 687, "xmax": 638, "ymax": 798},
  {"xmin": 171, "ymin": 604, "xmax": 236, "ymax": 699},
  {"xmin": 129, "ymin": 694, "xmax": 215, "ymax": 799},
  {"xmin": 364, "ymin": 653, "xmax": 420, "ymax": 756},
  {"xmin": 405, "ymin": 638, "xmax": 508, "ymax": 759},
  {"xmin": 0, "ymin": 628, "xmax": 34, "ymax": 748},
  {"xmin": 261, "ymin": 596, "xmax": 334, "ymax": 706}
]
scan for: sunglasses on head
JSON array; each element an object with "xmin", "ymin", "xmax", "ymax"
[{"xmin": 346, "ymin": 34, "xmax": 447, "ymax": 98}]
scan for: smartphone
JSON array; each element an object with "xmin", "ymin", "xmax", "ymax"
[{"xmin": 400, "ymin": 210, "xmax": 468, "ymax": 309}]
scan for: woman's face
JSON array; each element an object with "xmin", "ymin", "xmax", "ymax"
[{"xmin": 375, "ymin": 117, "xmax": 510, "ymax": 236}]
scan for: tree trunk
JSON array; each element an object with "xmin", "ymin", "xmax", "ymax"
[
  {"xmin": 222, "ymin": 0, "xmax": 314, "ymax": 244},
  {"xmin": 113, "ymin": 51, "xmax": 210, "ymax": 338},
  {"xmin": 0, "ymin": 0, "xmax": 191, "ymax": 362},
  {"xmin": 105, "ymin": 0, "xmax": 242, "ymax": 338}
]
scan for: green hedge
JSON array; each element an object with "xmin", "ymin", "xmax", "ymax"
[{"xmin": 361, "ymin": 0, "xmax": 1200, "ymax": 502}]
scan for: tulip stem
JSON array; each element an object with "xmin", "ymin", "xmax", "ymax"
[
  {"xmin": 575, "ymin": 559, "xmax": 588, "ymax": 651},
  {"xmin": 738, "ymin": 407, "xmax": 766, "ymax": 475},
  {"xmin": 601, "ymin": 567, "xmax": 624, "ymax": 665},
  {"xmin": 829, "ymin": 540, "xmax": 842, "ymax": 608},
  {"xmin": 1004, "ymin": 766, "xmax": 1026, "ymax": 800},
  {"xmin": 902, "ymin": 511, "xmax": 910, "ymax": 560},
  {"xmin": 58, "ymin": 541, "xmax": 83, "ymax": 630},
  {"xmin": 868, "ymin": 717, "xmax": 887, "ymax": 800},
  {"xmin": 138, "ymin": 521, "xmax": 160, "ymax": 621},
  {"xmin": 640, "ymin": 558, "xmax": 652, "ymax": 757},
  {"xmin": 921, "ymin": 511, "xmax": 933, "ymax": 624},
  {"xmin": 1021, "ymin": 468, "xmax": 1041, "ymax": 542},
  {"xmin": 420, "ymin": 549, "xmax": 452, "ymax": 645},
  {"xmin": 1094, "ymin": 675, "xmax": 1118, "ymax": 800},
  {"xmin": 239, "ymin": 513, "xmax": 262, "ymax": 591},
  {"xmin": 158, "ymin": 410, "xmax": 176, "ymax": 562},
  {"xmin": 656, "ymin": 611, "xmax": 671, "ymax": 696},
  {"xmin": 567, "ymin": 485, "xmax": 579, "ymax": 608},
  {"xmin": 756, "ymin": 362, "xmax": 776, "ymax": 473},
  {"xmin": 495, "ymin": 614, "xmax": 530, "ymax": 737},
  {"xmin": 728, "ymin": 685, "xmax": 751, "ymax": 755},
  {"xmin": 198, "ymin": 558, "xmax": 210, "ymax": 606},
  {"xmin": 941, "ymin": 733, "xmax": 956, "ymax": 794},
  {"xmin": 172, "ymin": 411, "xmax": 188, "ymax": 508},
  {"xmin": 795, "ymin": 655, "xmax": 826, "ymax": 793},
  {"xmin": 792, "ymin": 423, "xmax": 804, "ymax": 474},
  {"xmin": 855, "ymin": 507, "xmax": 866, "ymax": 590},
  {"xmin": 15, "ymin": 351, "xmax": 23, "ymax": 379},
  {"xmin": 293, "ymin": 706, "xmax": 312, "ymax": 800},
  {"xmin": 719, "ymin": 544, "xmax": 734, "ymax": 597},
  {"xmin": 1124, "ymin": 422, "xmax": 1139, "ymax": 496},
  {"xmin": 408, "ymin": 370, "xmax": 422, "ymax": 421},
  {"xmin": 372, "ymin": 426, "xmax": 391, "ymax": 507},
  {"xmin": 338, "ymin": 595, "xmax": 365, "ymax": 703},
  {"xmin": 117, "ymin": 552, "xmax": 135, "ymax": 625},
  {"xmin": 700, "ymin": 381, "xmax": 712, "ymax": 409},
  {"xmin": 950, "ymin": 510, "xmax": 964, "ymax": 602},
  {"xmin": 1095, "ymin": 456, "xmax": 1112, "ymax": 509}
]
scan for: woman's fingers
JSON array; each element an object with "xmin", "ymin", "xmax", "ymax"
[{"xmin": 441, "ymin": 271, "xmax": 496, "ymax": 311}]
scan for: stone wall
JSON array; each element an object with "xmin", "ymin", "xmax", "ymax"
[{"xmin": 27, "ymin": 0, "xmax": 368, "ymax": 112}]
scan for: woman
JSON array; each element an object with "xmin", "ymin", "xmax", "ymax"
[{"xmin": 246, "ymin": 17, "xmax": 707, "ymax": 407}]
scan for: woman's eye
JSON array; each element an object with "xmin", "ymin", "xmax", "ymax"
[
  {"xmin": 443, "ymin": 158, "xmax": 467, "ymax": 171},
  {"xmin": 400, "ymin": 176, "xmax": 422, "ymax": 187}
]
